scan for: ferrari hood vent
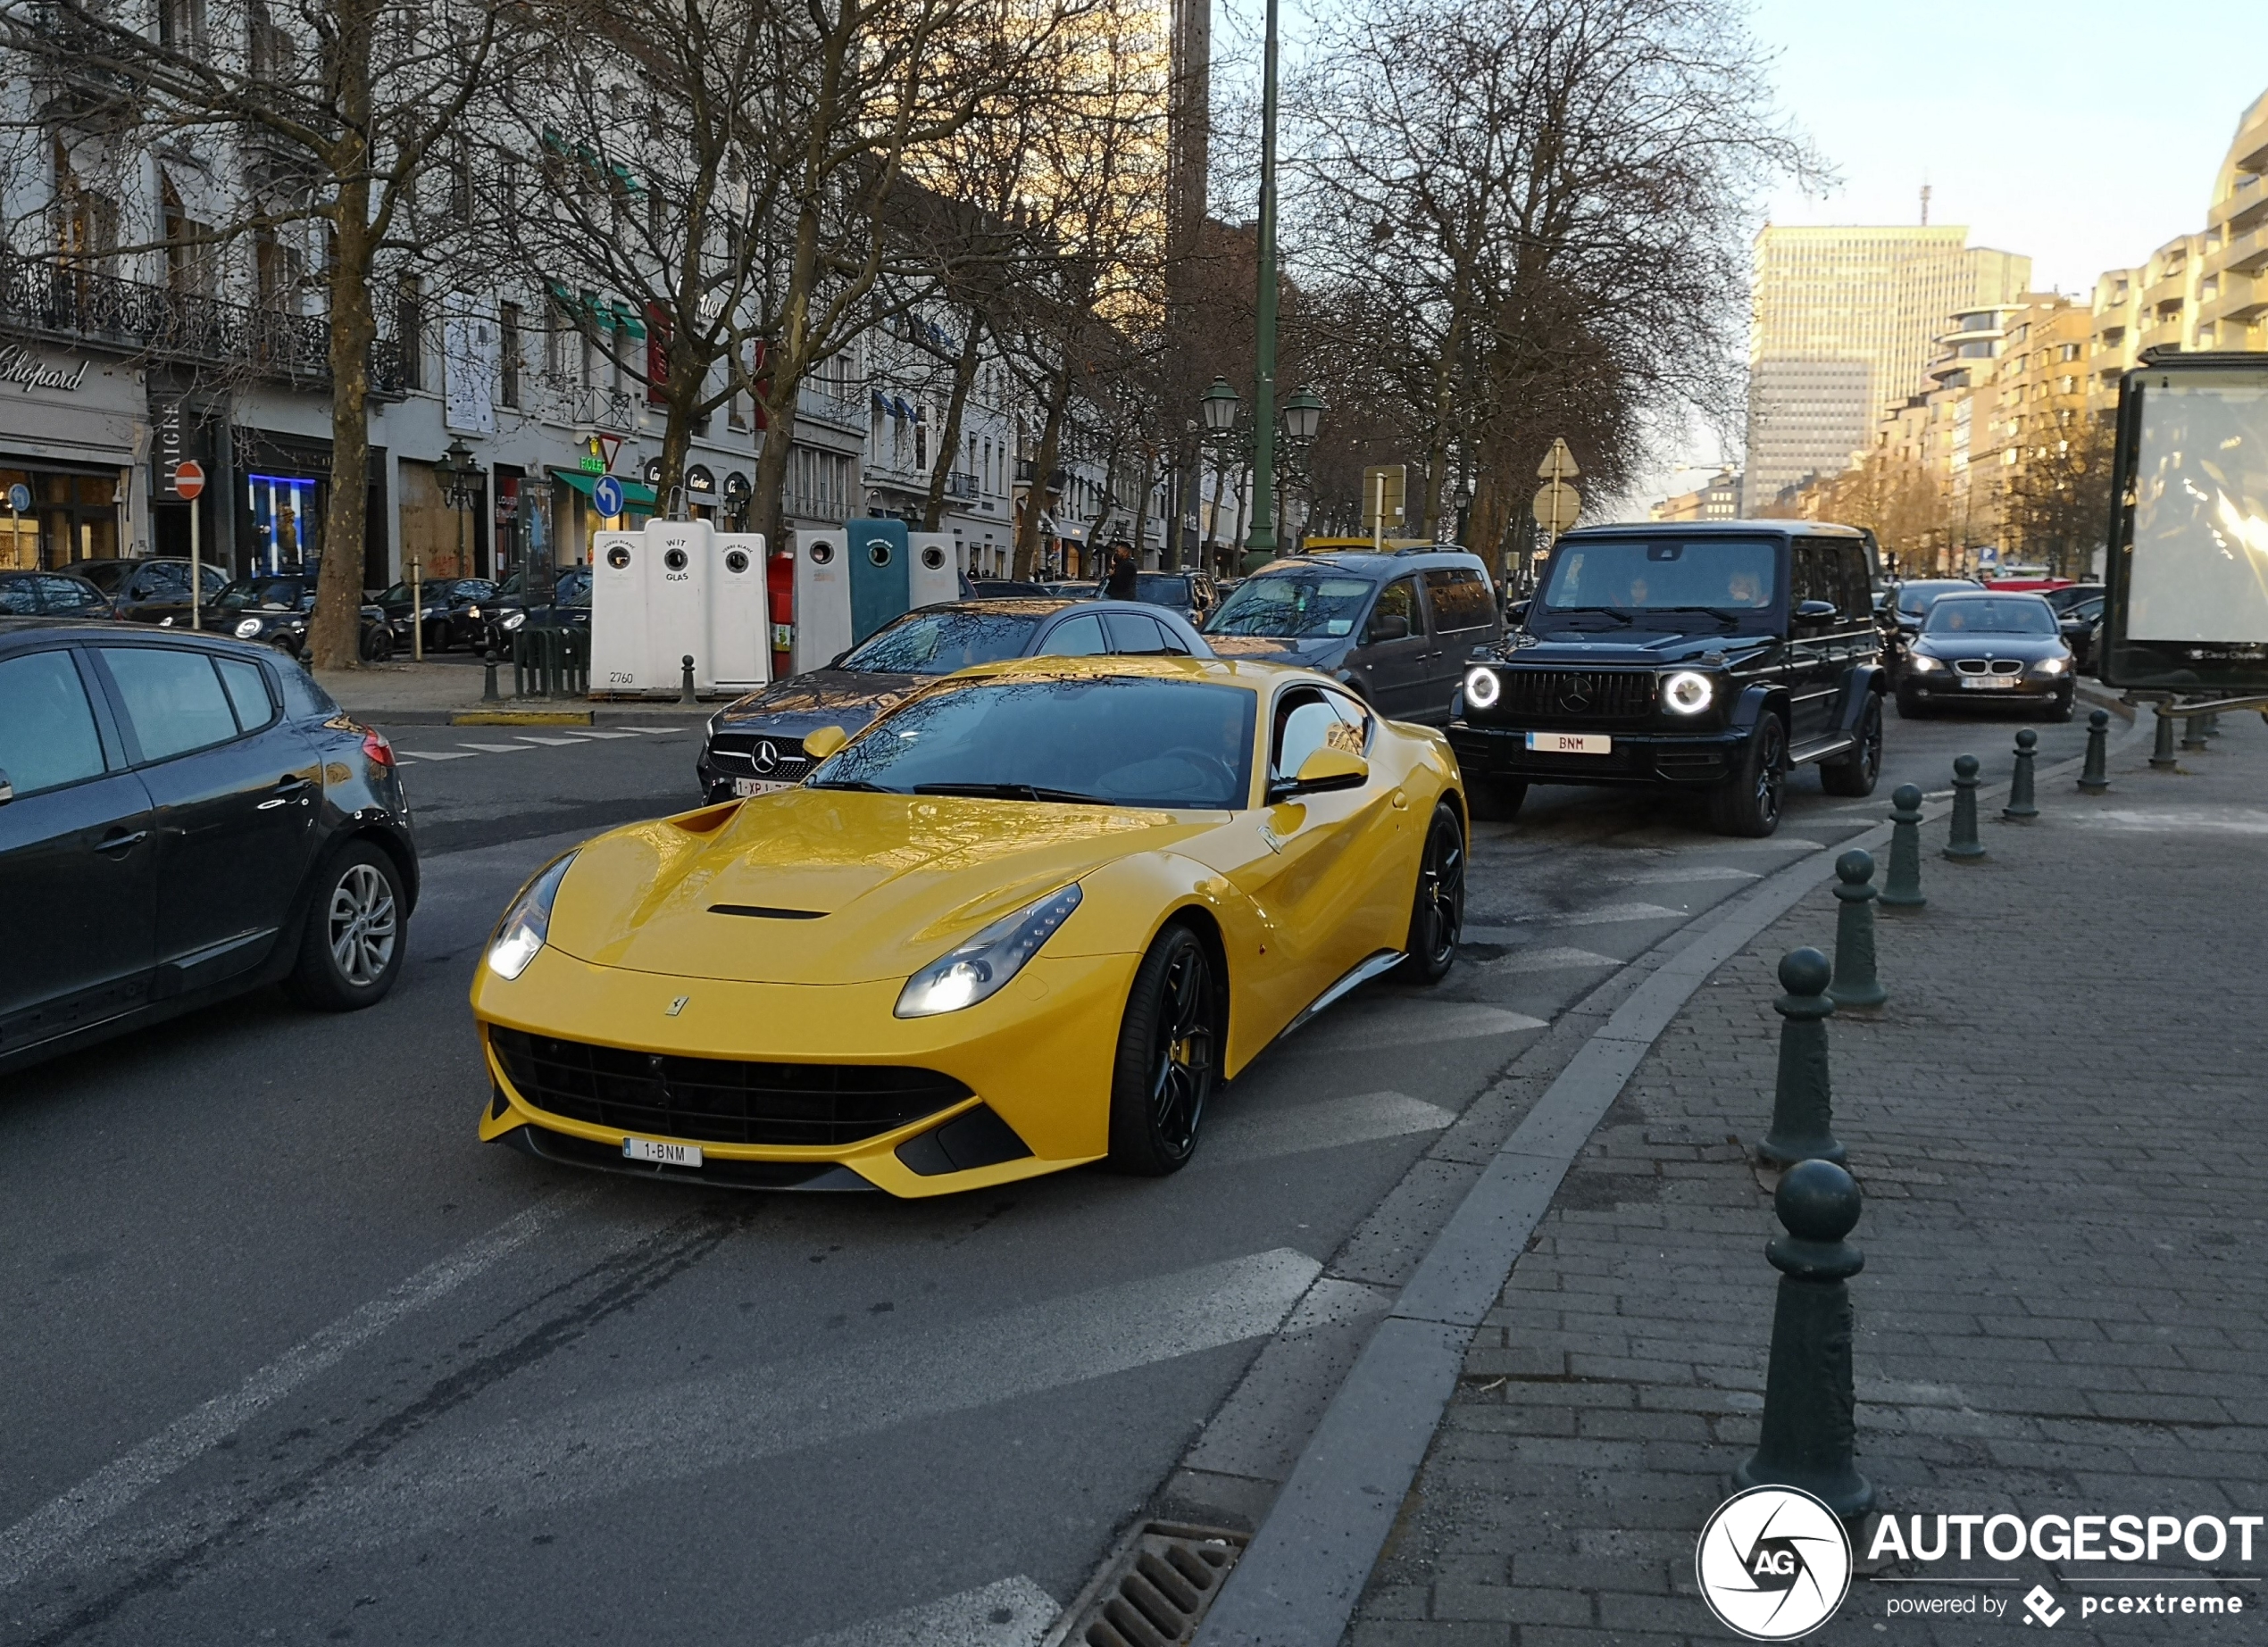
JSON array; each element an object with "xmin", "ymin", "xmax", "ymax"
[{"xmin": 708, "ymin": 904, "xmax": 827, "ymax": 919}]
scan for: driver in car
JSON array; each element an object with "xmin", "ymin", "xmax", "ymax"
[{"xmin": 1726, "ymin": 570, "xmax": 1767, "ymax": 607}]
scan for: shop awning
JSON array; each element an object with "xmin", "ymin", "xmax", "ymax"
[
  {"xmin": 551, "ymin": 468, "xmax": 657, "ymax": 511},
  {"xmin": 606, "ymin": 299, "xmax": 646, "ymax": 340}
]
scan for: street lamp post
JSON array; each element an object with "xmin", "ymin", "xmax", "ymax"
[
  {"xmin": 430, "ymin": 437, "xmax": 486, "ymax": 664},
  {"xmin": 1243, "ymin": 0, "xmax": 1283, "ymax": 573},
  {"xmin": 1197, "ymin": 377, "xmax": 1325, "ymax": 564}
]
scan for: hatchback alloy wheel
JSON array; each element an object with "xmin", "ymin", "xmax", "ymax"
[{"xmin": 328, "ymin": 862, "xmax": 398, "ymax": 986}]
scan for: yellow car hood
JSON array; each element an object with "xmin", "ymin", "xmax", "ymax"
[{"xmin": 545, "ymin": 788, "xmax": 1207, "ymax": 984}]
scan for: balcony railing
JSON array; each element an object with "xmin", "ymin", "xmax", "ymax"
[
  {"xmin": 796, "ymin": 380, "xmax": 866, "ymax": 431},
  {"xmin": 945, "ymin": 470, "xmax": 979, "ymax": 499},
  {"xmin": 0, "ymin": 255, "xmax": 405, "ymax": 394}
]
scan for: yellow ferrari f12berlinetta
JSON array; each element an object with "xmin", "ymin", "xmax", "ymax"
[{"xmin": 471, "ymin": 654, "xmax": 1467, "ymax": 1196}]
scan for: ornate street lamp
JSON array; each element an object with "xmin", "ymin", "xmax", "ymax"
[
  {"xmin": 1281, "ymin": 384, "xmax": 1325, "ymax": 445},
  {"xmin": 1200, "ymin": 377, "xmax": 1240, "ymax": 436},
  {"xmin": 423, "ymin": 437, "xmax": 485, "ymax": 662}
]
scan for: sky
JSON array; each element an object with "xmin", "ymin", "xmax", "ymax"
[{"xmin": 1636, "ymin": 0, "xmax": 2268, "ymax": 498}]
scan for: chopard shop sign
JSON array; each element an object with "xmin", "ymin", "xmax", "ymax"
[{"xmin": 0, "ymin": 344, "xmax": 90, "ymax": 394}]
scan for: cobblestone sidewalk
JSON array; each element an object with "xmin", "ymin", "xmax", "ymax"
[{"xmin": 1355, "ymin": 716, "xmax": 2268, "ymax": 1645}]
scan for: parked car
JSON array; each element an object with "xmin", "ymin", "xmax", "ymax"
[
  {"xmin": 198, "ymin": 574, "xmax": 398, "ymax": 662},
  {"xmin": 696, "ymin": 598, "xmax": 1213, "ymax": 803},
  {"xmin": 1895, "ymin": 590, "xmax": 2075, "ymax": 720},
  {"xmin": 2057, "ymin": 591, "xmax": 2105, "ymax": 674},
  {"xmin": 1449, "ymin": 521, "xmax": 1886, "ymax": 835},
  {"xmin": 477, "ymin": 567, "xmax": 592, "ymax": 657},
  {"xmin": 2041, "ymin": 581, "xmax": 2105, "ymax": 616},
  {"xmin": 1121, "ymin": 570, "xmax": 1220, "ymax": 627},
  {"xmin": 1200, "ymin": 547, "xmax": 1503, "ymax": 726},
  {"xmin": 0, "ymin": 570, "xmax": 113, "ymax": 619},
  {"xmin": 0, "ymin": 622, "xmax": 418, "ymax": 1073},
  {"xmin": 64, "ymin": 557, "xmax": 230, "ymax": 624},
  {"xmin": 373, "ymin": 576, "xmax": 496, "ymax": 652}
]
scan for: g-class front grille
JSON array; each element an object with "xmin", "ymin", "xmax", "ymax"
[{"xmin": 1488, "ymin": 669, "xmax": 1657, "ymax": 724}]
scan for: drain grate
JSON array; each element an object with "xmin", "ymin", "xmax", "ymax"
[{"xmin": 1048, "ymin": 1521, "xmax": 1247, "ymax": 1647}]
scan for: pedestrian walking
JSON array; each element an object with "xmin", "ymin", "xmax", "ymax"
[{"xmin": 1104, "ymin": 540, "xmax": 1139, "ymax": 600}]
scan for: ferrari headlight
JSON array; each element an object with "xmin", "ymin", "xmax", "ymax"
[
  {"xmin": 895, "ymin": 884, "xmax": 1082, "ymax": 1019},
  {"xmin": 1662, "ymin": 670, "xmax": 1714, "ymax": 715},
  {"xmin": 502, "ymin": 611, "xmax": 527, "ymax": 632},
  {"xmin": 234, "ymin": 617, "xmax": 263, "ymax": 639},
  {"xmin": 1909, "ymin": 653, "xmax": 1943, "ymax": 672},
  {"xmin": 1463, "ymin": 667, "xmax": 1501, "ymax": 710},
  {"xmin": 2033, "ymin": 656, "xmax": 2067, "ymax": 675},
  {"xmin": 486, "ymin": 853, "xmax": 578, "ymax": 981}
]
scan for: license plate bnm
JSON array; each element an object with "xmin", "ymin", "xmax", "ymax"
[{"xmin": 622, "ymin": 1136, "xmax": 703, "ymax": 1168}]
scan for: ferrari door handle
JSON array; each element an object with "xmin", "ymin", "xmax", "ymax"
[{"xmin": 96, "ymin": 828, "xmax": 147, "ymax": 854}]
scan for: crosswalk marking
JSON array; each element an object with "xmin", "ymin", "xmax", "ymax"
[
  {"xmin": 1463, "ymin": 902, "xmax": 1680, "ymax": 938},
  {"xmin": 393, "ymin": 748, "xmax": 476, "ymax": 761},
  {"xmin": 1289, "ymin": 1002, "xmax": 1546, "ymax": 1054},
  {"xmin": 244, "ymin": 1248, "xmax": 1324, "ymax": 1560},
  {"xmin": 562, "ymin": 728, "xmax": 641, "ymax": 739},
  {"xmin": 1471, "ymin": 944, "xmax": 1619, "ymax": 974},
  {"xmin": 511, "ymin": 735, "xmax": 583, "ymax": 746},
  {"xmin": 618, "ymin": 725, "xmax": 688, "ymax": 735},
  {"xmin": 785, "ymin": 1576, "xmax": 1055, "ymax": 1647},
  {"xmin": 1202, "ymin": 1089, "xmax": 1455, "ymax": 1168},
  {"xmin": 1599, "ymin": 864, "xmax": 1759, "ymax": 886},
  {"xmin": 454, "ymin": 742, "xmax": 534, "ymax": 754}
]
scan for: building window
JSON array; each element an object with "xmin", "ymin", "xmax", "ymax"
[
  {"xmin": 396, "ymin": 278, "xmax": 425, "ymax": 390},
  {"xmin": 499, "ymin": 303, "xmax": 521, "ymax": 409}
]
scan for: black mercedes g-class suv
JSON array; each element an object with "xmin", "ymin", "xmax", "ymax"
[{"xmin": 1447, "ymin": 521, "xmax": 1886, "ymax": 836}]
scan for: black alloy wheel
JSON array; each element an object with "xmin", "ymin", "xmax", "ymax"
[
  {"xmin": 1397, "ymin": 803, "xmax": 1465, "ymax": 984},
  {"xmin": 1820, "ymin": 694, "xmax": 1883, "ymax": 796},
  {"xmin": 1710, "ymin": 714, "xmax": 1786, "ymax": 837},
  {"xmin": 1105, "ymin": 923, "xmax": 1218, "ymax": 1175}
]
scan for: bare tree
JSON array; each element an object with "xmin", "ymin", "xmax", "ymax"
[{"xmin": 2, "ymin": 0, "xmax": 521, "ymax": 667}]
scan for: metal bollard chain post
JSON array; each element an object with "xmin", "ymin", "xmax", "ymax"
[
  {"xmin": 2003, "ymin": 728, "xmax": 2039, "ymax": 821},
  {"xmin": 2149, "ymin": 705, "xmax": 2179, "ymax": 770},
  {"xmin": 2182, "ymin": 711, "xmax": 2209, "ymax": 753},
  {"xmin": 2078, "ymin": 709, "xmax": 2111, "ymax": 794},
  {"xmin": 1880, "ymin": 784, "xmax": 1925, "ymax": 910},
  {"xmin": 1757, "ymin": 948, "xmax": 1845, "ymax": 1167},
  {"xmin": 482, "ymin": 648, "xmax": 501, "ymax": 703},
  {"xmin": 1733, "ymin": 1160, "xmax": 1878, "ymax": 1519},
  {"xmin": 1943, "ymin": 754, "xmax": 1986, "ymax": 862},
  {"xmin": 1827, "ymin": 851, "xmax": 1885, "ymax": 1011},
  {"xmin": 680, "ymin": 653, "xmax": 696, "ymax": 705}
]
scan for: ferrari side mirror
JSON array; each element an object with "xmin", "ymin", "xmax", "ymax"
[
  {"xmin": 802, "ymin": 725, "xmax": 849, "ymax": 761},
  {"xmin": 1272, "ymin": 746, "xmax": 1367, "ymax": 801}
]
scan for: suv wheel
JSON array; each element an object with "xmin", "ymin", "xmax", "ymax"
[
  {"xmin": 1709, "ymin": 715, "xmax": 1786, "ymax": 837},
  {"xmin": 1819, "ymin": 695, "xmax": 1883, "ymax": 796},
  {"xmin": 1467, "ymin": 777, "xmax": 1527, "ymax": 821}
]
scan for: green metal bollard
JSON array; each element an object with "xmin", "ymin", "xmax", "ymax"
[
  {"xmin": 2149, "ymin": 706, "xmax": 2179, "ymax": 769},
  {"xmin": 1757, "ymin": 948, "xmax": 1844, "ymax": 1167},
  {"xmin": 2078, "ymin": 709, "xmax": 2111, "ymax": 794},
  {"xmin": 1943, "ymin": 754, "xmax": 1986, "ymax": 861},
  {"xmin": 1827, "ymin": 850, "xmax": 1886, "ymax": 1011},
  {"xmin": 2181, "ymin": 711, "xmax": 2209, "ymax": 752},
  {"xmin": 1733, "ymin": 1159, "xmax": 1877, "ymax": 1520},
  {"xmin": 1880, "ymin": 783, "xmax": 1925, "ymax": 910},
  {"xmin": 482, "ymin": 648, "xmax": 501, "ymax": 703},
  {"xmin": 2003, "ymin": 728, "xmax": 2039, "ymax": 821}
]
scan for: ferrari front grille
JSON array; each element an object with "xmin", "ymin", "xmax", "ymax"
[{"xmin": 488, "ymin": 1027, "xmax": 970, "ymax": 1146}]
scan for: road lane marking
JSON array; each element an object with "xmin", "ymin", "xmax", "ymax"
[
  {"xmin": 1201, "ymin": 1090, "xmax": 1455, "ymax": 1168},
  {"xmin": 1463, "ymin": 902, "xmax": 1680, "ymax": 936},
  {"xmin": 1599, "ymin": 865, "xmax": 1759, "ymax": 886},
  {"xmin": 1288, "ymin": 1002, "xmax": 1546, "ymax": 1053},
  {"xmin": 511, "ymin": 735, "xmax": 582, "ymax": 746},
  {"xmin": 247, "ymin": 1248, "xmax": 1324, "ymax": 1558},
  {"xmin": 2071, "ymin": 808, "xmax": 2268, "ymax": 834},
  {"xmin": 393, "ymin": 748, "xmax": 477, "ymax": 761},
  {"xmin": 1470, "ymin": 944, "xmax": 1619, "ymax": 974},
  {"xmin": 786, "ymin": 1576, "xmax": 1056, "ymax": 1647},
  {"xmin": 618, "ymin": 725, "xmax": 688, "ymax": 735},
  {"xmin": 455, "ymin": 742, "xmax": 536, "ymax": 753},
  {"xmin": 561, "ymin": 728, "xmax": 641, "ymax": 739},
  {"xmin": 0, "ymin": 1195, "xmax": 586, "ymax": 1592}
]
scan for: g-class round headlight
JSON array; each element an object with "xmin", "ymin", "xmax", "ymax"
[
  {"xmin": 1463, "ymin": 667, "xmax": 1501, "ymax": 710},
  {"xmin": 1662, "ymin": 670, "xmax": 1714, "ymax": 715}
]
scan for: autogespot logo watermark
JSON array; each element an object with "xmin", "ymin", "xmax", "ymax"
[
  {"xmin": 1868, "ymin": 1512, "xmax": 2260, "ymax": 1628},
  {"xmin": 1697, "ymin": 1486, "xmax": 1854, "ymax": 1640}
]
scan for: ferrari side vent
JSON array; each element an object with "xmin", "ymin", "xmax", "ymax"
[{"xmin": 1046, "ymin": 1523, "xmax": 1245, "ymax": 1647}]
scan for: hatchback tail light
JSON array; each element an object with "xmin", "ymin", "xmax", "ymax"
[{"xmin": 363, "ymin": 729, "xmax": 396, "ymax": 769}]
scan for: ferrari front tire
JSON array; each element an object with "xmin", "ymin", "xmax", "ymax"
[
  {"xmin": 1397, "ymin": 802, "xmax": 1464, "ymax": 985},
  {"xmin": 1105, "ymin": 922, "xmax": 1218, "ymax": 1177}
]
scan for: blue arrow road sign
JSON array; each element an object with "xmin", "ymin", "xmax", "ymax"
[
  {"xmin": 593, "ymin": 474, "xmax": 624, "ymax": 518},
  {"xmin": 6, "ymin": 483, "xmax": 28, "ymax": 512}
]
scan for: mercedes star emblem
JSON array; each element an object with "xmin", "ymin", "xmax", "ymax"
[
  {"xmin": 1558, "ymin": 674, "xmax": 1594, "ymax": 713},
  {"xmin": 753, "ymin": 741, "xmax": 780, "ymax": 774}
]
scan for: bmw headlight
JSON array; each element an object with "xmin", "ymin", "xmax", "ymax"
[
  {"xmin": 1909, "ymin": 654, "xmax": 1943, "ymax": 672},
  {"xmin": 234, "ymin": 617, "xmax": 263, "ymax": 639},
  {"xmin": 895, "ymin": 884, "xmax": 1082, "ymax": 1018},
  {"xmin": 1463, "ymin": 667, "xmax": 1501, "ymax": 710},
  {"xmin": 1662, "ymin": 670, "xmax": 1714, "ymax": 715},
  {"xmin": 2032, "ymin": 657, "xmax": 2067, "ymax": 675},
  {"xmin": 486, "ymin": 853, "xmax": 578, "ymax": 981},
  {"xmin": 502, "ymin": 611, "xmax": 527, "ymax": 632}
]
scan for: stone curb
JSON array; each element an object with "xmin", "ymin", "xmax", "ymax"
[{"xmin": 1189, "ymin": 710, "xmax": 2153, "ymax": 1647}]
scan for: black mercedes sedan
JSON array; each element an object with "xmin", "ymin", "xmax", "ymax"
[
  {"xmin": 1894, "ymin": 591, "xmax": 2075, "ymax": 720},
  {"xmin": 696, "ymin": 598, "xmax": 1212, "ymax": 802},
  {"xmin": 0, "ymin": 622, "xmax": 419, "ymax": 1074}
]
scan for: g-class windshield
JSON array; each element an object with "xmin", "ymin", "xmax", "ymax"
[{"xmin": 1532, "ymin": 537, "xmax": 1779, "ymax": 631}]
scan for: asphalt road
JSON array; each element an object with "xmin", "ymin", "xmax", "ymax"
[{"xmin": 0, "ymin": 696, "xmax": 2099, "ymax": 1646}]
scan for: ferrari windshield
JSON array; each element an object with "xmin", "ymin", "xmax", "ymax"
[
  {"xmin": 1922, "ymin": 597, "xmax": 2057, "ymax": 636},
  {"xmin": 839, "ymin": 607, "xmax": 1046, "ymax": 675},
  {"xmin": 1205, "ymin": 572, "xmax": 1374, "ymax": 637},
  {"xmin": 1537, "ymin": 537, "xmax": 1778, "ymax": 621},
  {"xmin": 810, "ymin": 675, "xmax": 1256, "ymax": 809}
]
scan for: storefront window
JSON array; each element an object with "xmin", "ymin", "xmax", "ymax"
[
  {"xmin": 246, "ymin": 473, "xmax": 320, "ymax": 572},
  {"xmin": 1, "ymin": 468, "xmax": 120, "ymax": 569}
]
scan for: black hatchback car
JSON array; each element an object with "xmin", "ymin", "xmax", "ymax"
[
  {"xmin": 1201, "ymin": 548, "xmax": 1502, "ymax": 724},
  {"xmin": 1449, "ymin": 522, "xmax": 1886, "ymax": 836},
  {"xmin": 0, "ymin": 570, "xmax": 113, "ymax": 618},
  {"xmin": 64, "ymin": 557, "xmax": 230, "ymax": 623},
  {"xmin": 696, "ymin": 598, "xmax": 1212, "ymax": 803},
  {"xmin": 0, "ymin": 622, "xmax": 419, "ymax": 1073}
]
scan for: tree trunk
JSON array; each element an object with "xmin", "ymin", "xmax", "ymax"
[
  {"xmin": 307, "ymin": 37, "xmax": 376, "ymax": 677},
  {"xmin": 750, "ymin": 388, "xmax": 794, "ymax": 545},
  {"xmin": 1013, "ymin": 368, "xmax": 1071, "ymax": 581},
  {"xmin": 1129, "ymin": 445, "xmax": 1152, "ymax": 565},
  {"xmin": 921, "ymin": 313, "xmax": 984, "ymax": 530}
]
